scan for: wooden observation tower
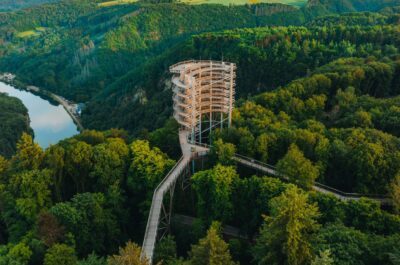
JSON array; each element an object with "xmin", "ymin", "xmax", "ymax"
[{"xmin": 170, "ymin": 60, "xmax": 236, "ymax": 144}]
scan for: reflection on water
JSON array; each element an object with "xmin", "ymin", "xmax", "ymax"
[{"xmin": 0, "ymin": 82, "xmax": 79, "ymax": 148}]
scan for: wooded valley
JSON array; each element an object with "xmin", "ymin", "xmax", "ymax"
[{"xmin": 0, "ymin": 0, "xmax": 400, "ymax": 264}]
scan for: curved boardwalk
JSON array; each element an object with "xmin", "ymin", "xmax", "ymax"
[
  {"xmin": 232, "ymin": 155, "xmax": 391, "ymax": 204},
  {"xmin": 141, "ymin": 133, "xmax": 390, "ymax": 264}
]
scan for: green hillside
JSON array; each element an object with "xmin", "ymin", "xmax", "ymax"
[
  {"xmin": 0, "ymin": 1, "xmax": 305, "ymax": 101},
  {"xmin": 0, "ymin": 0, "xmax": 400, "ymax": 264},
  {"xmin": 0, "ymin": 93, "xmax": 32, "ymax": 157},
  {"xmin": 307, "ymin": 0, "xmax": 400, "ymax": 13},
  {"xmin": 0, "ymin": 0, "xmax": 399, "ymax": 135},
  {"xmin": 178, "ymin": 0, "xmax": 307, "ymax": 7},
  {"xmin": 0, "ymin": 0, "xmax": 60, "ymax": 11},
  {"xmin": 83, "ymin": 21, "xmax": 400, "ymax": 132}
]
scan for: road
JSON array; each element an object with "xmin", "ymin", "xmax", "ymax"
[{"xmin": 51, "ymin": 94, "xmax": 84, "ymax": 131}]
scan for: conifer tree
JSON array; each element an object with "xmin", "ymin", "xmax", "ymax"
[
  {"xmin": 107, "ymin": 241, "xmax": 149, "ymax": 265},
  {"xmin": 188, "ymin": 222, "xmax": 237, "ymax": 265},
  {"xmin": 254, "ymin": 185, "xmax": 320, "ymax": 265},
  {"xmin": 311, "ymin": 250, "xmax": 334, "ymax": 265}
]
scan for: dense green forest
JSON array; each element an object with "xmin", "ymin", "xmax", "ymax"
[
  {"xmin": 84, "ymin": 22, "xmax": 400, "ymax": 132},
  {"xmin": 1, "ymin": 0, "xmax": 400, "ymax": 264},
  {"xmin": 306, "ymin": 0, "xmax": 400, "ymax": 13},
  {"xmin": 0, "ymin": 0, "xmax": 398, "ymax": 129},
  {"xmin": 0, "ymin": 0, "xmax": 60, "ymax": 11},
  {"xmin": 0, "ymin": 93, "xmax": 31, "ymax": 158},
  {"xmin": 0, "ymin": 0, "xmax": 304, "ymax": 101},
  {"xmin": 0, "ymin": 129, "xmax": 399, "ymax": 265}
]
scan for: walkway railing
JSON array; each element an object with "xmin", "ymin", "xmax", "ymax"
[
  {"xmin": 313, "ymin": 182, "xmax": 390, "ymax": 201},
  {"xmin": 141, "ymin": 156, "xmax": 190, "ymax": 264},
  {"xmin": 141, "ymin": 130, "xmax": 210, "ymax": 264},
  {"xmin": 142, "ymin": 136, "xmax": 391, "ymax": 264},
  {"xmin": 192, "ymin": 141, "xmax": 390, "ymax": 202}
]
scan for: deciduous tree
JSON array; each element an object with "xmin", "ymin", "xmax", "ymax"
[
  {"xmin": 12, "ymin": 133, "xmax": 43, "ymax": 171},
  {"xmin": 9, "ymin": 169, "xmax": 53, "ymax": 221},
  {"xmin": 211, "ymin": 139, "xmax": 236, "ymax": 165},
  {"xmin": 37, "ymin": 211, "xmax": 65, "ymax": 247},
  {"xmin": 277, "ymin": 144, "xmax": 319, "ymax": 189},
  {"xmin": 192, "ymin": 164, "xmax": 239, "ymax": 223},
  {"xmin": 44, "ymin": 244, "xmax": 77, "ymax": 265}
]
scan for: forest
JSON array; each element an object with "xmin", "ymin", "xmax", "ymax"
[
  {"xmin": 0, "ymin": 0, "xmax": 400, "ymax": 264},
  {"xmin": 0, "ymin": 93, "xmax": 31, "ymax": 158},
  {"xmin": 0, "ymin": 0, "xmax": 59, "ymax": 11},
  {"xmin": 84, "ymin": 21, "xmax": 400, "ymax": 133},
  {"xmin": 0, "ymin": 0, "xmax": 399, "ymax": 109},
  {"xmin": 0, "ymin": 128, "xmax": 399, "ymax": 265}
]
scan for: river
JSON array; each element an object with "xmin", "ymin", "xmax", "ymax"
[{"xmin": 0, "ymin": 82, "xmax": 79, "ymax": 148}]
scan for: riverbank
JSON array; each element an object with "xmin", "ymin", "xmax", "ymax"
[
  {"xmin": 0, "ymin": 73, "xmax": 84, "ymax": 132},
  {"xmin": 50, "ymin": 93, "xmax": 84, "ymax": 131}
]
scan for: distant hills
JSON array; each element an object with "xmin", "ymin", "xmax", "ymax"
[
  {"xmin": 307, "ymin": 0, "xmax": 400, "ymax": 12},
  {"xmin": 0, "ymin": 0, "xmax": 399, "ymax": 134},
  {"xmin": 0, "ymin": 0, "xmax": 60, "ymax": 11},
  {"xmin": 177, "ymin": 0, "xmax": 307, "ymax": 7}
]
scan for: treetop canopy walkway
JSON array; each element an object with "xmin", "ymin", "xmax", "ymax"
[{"xmin": 141, "ymin": 60, "xmax": 391, "ymax": 264}]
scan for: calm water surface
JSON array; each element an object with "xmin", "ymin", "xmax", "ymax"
[{"xmin": 0, "ymin": 82, "xmax": 79, "ymax": 148}]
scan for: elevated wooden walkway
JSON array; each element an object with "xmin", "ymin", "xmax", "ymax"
[
  {"xmin": 141, "ymin": 135, "xmax": 391, "ymax": 264},
  {"xmin": 140, "ymin": 130, "xmax": 208, "ymax": 264},
  {"xmin": 232, "ymin": 154, "xmax": 391, "ymax": 204}
]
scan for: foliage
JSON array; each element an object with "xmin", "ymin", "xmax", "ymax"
[
  {"xmin": 2, "ymin": 0, "xmax": 398, "ymax": 138},
  {"xmin": 10, "ymin": 169, "xmax": 53, "ymax": 221},
  {"xmin": 231, "ymin": 176, "xmax": 287, "ymax": 236},
  {"xmin": 84, "ymin": 22, "xmax": 400, "ymax": 135},
  {"xmin": 43, "ymin": 244, "xmax": 77, "ymax": 265},
  {"xmin": 154, "ymin": 236, "xmax": 177, "ymax": 264},
  {"xmin": 128, "ymin": 140, "xmax": 175, "ymax": 191},
  {"xmin": 0, "ymin": 130, "xmax": 177, "ymax": 263},
  {"xmin": 191, "ymin": 164, "xmax": 239, "ymax": 224},
  {"xmin": 1, "ymin": 2, "xmax": 400, "ymax": 265},
  {"xmin": 37, "ymin": 211, "xmax": 65, "ymax": 247},
  {"xmin": 311, "ymin": 250, "xmax": 334, "ymax": 265},
  {"xmin": 0, "ymin": 94, "xmax": 32, "ymax": 158},
  {"xmin": 50, "ymin": 192, "xmax": 121, "ymax": 256},
  {"xmin": 390, "ymin": 174, "xmax": 400, "ymax": 213},
  {"xmin": 188, "ymin": 222, "xmax": 237, "ymax": 265},
  {"xmin": 5, "ymin": 243, "xmax": 33, "ymax": 265},
  {"xmin": 210, "ymin": 139, "xmax": 236, "ymax": 166},
  {"xmin": 254, "ymin": 185, "xmax": 320, "ymax": 265},
  {"xmin": 276, "ymin": 143, "xmax": 319, "ymax": 189},
  {"xmin": 314, "ymin": 223, "xmax": 368, "ymax": 265},
  {"xmin": 218, "ymin": 55, "xmax": 400, "ymax": 194},
  {"xmin": 107, "ymin": 241, "xmax": 149, "ymax": 265},
  {"xmin": 148, "ymin": 118, "xmax": 180, "ymax": 159},
  {"xmin": 388, "ymin": 248, "xmax": 400, "ymax": 265},
  {"xmin": 78, "ymin": 254, "xmax": 107, "ymax": 265},
  {"xmin": 0, "ymin": 0, "xmax": 60, "ymax": 11},
  {"xmin": 12, "ymin": 133, "xmax": 44, "ymax": 171}
]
